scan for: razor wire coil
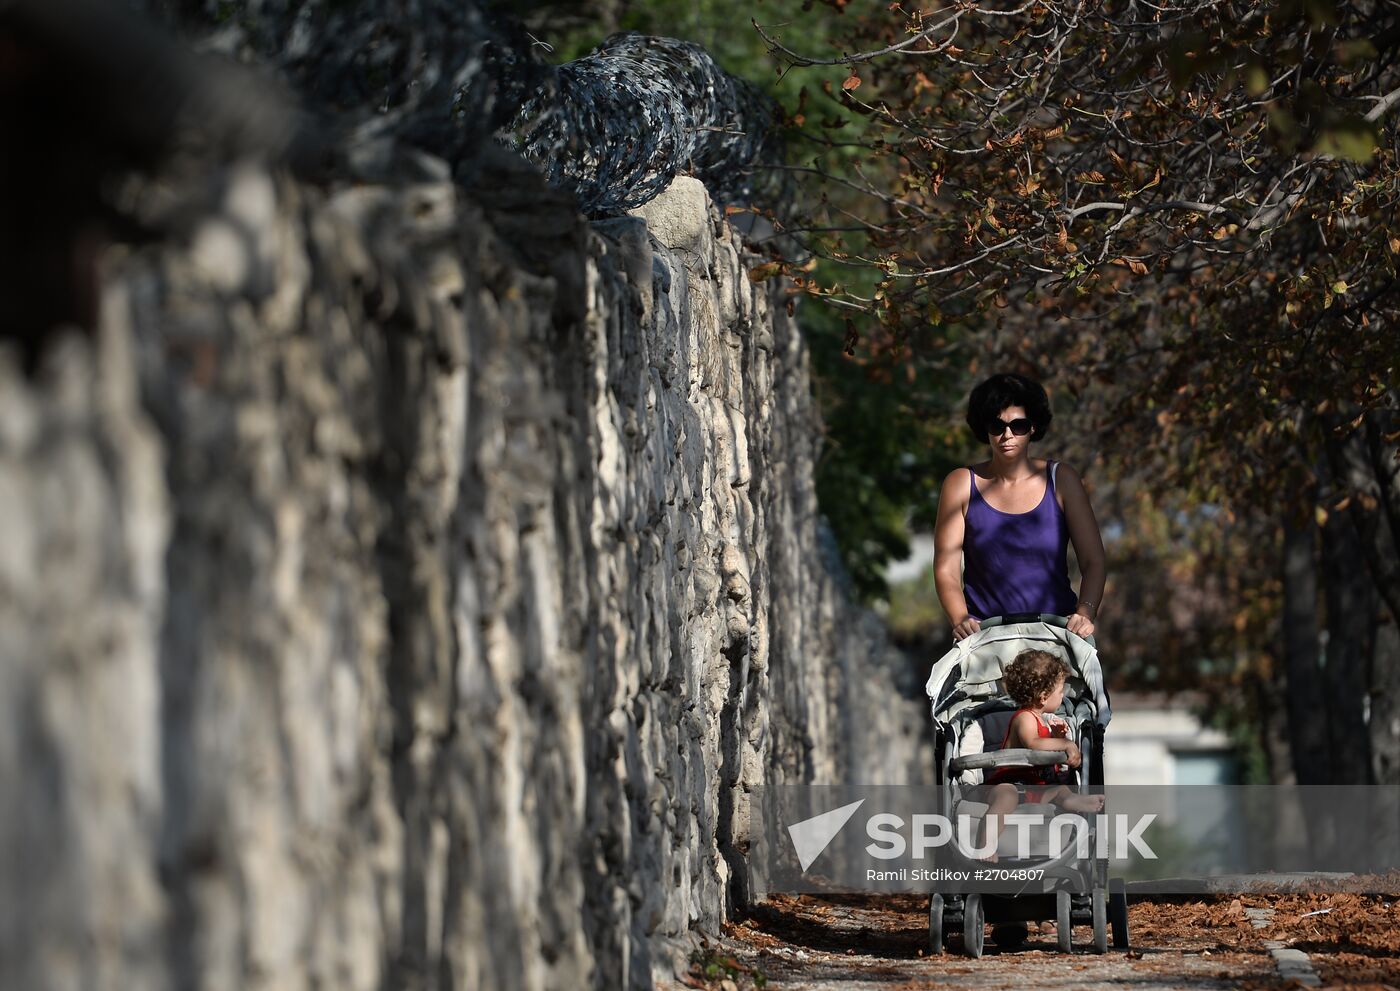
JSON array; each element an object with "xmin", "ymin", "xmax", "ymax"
[{"xmin": 496, "ymin": 32, "xmax": 786, "ymax": 216}]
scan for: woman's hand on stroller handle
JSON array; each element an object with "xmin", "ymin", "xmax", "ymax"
[
  {"xmin": 1066, "ymin": 611, "xmax": 1095, "ymax": 639},
  {"xmin": 951, "ymin": 615, "xmax": 982, "ymax": 641}
]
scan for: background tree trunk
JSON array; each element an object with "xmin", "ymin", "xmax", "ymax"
[
  {"xmin": 1325, "ymin": 407, "xmax": 1400, "ymax": 783},
  {"xmin": 1321, "ymin": 501, "xmax": 1377, "ymax": 784},
  {"xmin": 1372, "ymin": 607, "xmax": 1400, "ymax": 783},
  {"xmin": 1282, "ymin": 515, "xmax": 1330, "ymax": 784},
  {"xmin": 1360, "ymin": 411, "xmax": 1400, "ymax": 784}
]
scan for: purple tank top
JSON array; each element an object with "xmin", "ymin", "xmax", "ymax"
[{"xmin": 962, "ymin": 461, "xmax": 1078, "ymax": 620}]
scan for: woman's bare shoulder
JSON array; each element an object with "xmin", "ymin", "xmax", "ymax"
[
  {"xmin": 1050, "ymin": 462, "xmax": 1094, "ymax": 514},
  {"xmin": 940, "ymin": 465, "xmax": 975, "ymax": 496},
  {"xmin": 935, "ymin": 468, "xmax": 974, "ymax": 543}
]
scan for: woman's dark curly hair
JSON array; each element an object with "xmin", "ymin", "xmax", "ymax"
[
  {"xmin": 965, "ymin": 373, "xmax": 1053, "ymax": 443},
  {"xmin": 1002, "ymin": 649, "xmax": 1071, "ymax": 708}
]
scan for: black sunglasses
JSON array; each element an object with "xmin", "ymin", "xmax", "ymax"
[{"xmin": 988, "ymin": 417, "xmax": 1033, "ymax": 437}]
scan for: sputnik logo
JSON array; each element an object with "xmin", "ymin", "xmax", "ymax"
[{"xmin": 787, "ymin": 799, "xmax": 865, "ymax": 871}]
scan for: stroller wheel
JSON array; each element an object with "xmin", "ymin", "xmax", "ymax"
[
  {"xmin": 1091, "ymin": 886, "xmax": 1108, "ymax": 954},
  {"xmin": 1055, "ymin": 890, "xmax": 1073, "ymax": 953},
  {"xmin": 928, "ymin": 893, "xmax": 945, "ymax": 955},
  {"xmin": 991, "ymin": 923, "xmax": 1028, "ymax": 948},
  {"xmin": 963, "ymin": 893, "xmax": 985, "ymax": 959},
  {"xmin": 1109, "ymin": 877, "xmax": 1130, "ymax": 949}
]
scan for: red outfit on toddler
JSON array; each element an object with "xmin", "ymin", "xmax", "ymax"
[{"xmin": 984, "ymin": 708, "xmax": 1071, "ymax": 803}]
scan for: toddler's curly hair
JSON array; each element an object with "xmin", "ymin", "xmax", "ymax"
[{"xmin": 1002, "ymin": 649, "xmax": 1071, "ymax": 708}]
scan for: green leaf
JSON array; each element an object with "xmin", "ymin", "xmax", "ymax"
[
  {"xmin": 1244, "ymin": 64, "xmax": 1269, "ymax": 97},
  {"xmin": 1315, "ymin": 117, "xmax": 1379, "ymax": 163}
]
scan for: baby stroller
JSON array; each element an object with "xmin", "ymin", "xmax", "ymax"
[{"xmin": 923, "ymin": 613, "xmax": 1129, "ymax": 957}]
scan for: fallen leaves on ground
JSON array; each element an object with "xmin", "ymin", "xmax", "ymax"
[{"xmin": 673, "ymin": 888, "xmax": 1400, "ymax": 989}]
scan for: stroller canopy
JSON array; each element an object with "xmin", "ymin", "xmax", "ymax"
[{"xmin": 925, "ymin": 618, "xmax": 1112, "ymax": 729}]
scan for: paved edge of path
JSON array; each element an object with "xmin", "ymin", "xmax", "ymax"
[{"xmin": 1245, "ymin": 906, "xmax": 1322, "ymax": 987}]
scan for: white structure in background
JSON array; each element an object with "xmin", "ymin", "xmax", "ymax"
[
  {"xmin": 886, "ymin": 533, "xmax": 936, "ymax": 585},
  {"xmin": 1105, "ymin": 692, "xmax": 1244, "ymax": 874},
  {"xmin": 1103, "ymin": 692, "xmax": 1238, "ymax": 786}
]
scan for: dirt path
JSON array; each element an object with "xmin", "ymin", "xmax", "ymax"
[{"xmin": 660, "ymin": 892, "xmax": 1400, "ymax": 991}]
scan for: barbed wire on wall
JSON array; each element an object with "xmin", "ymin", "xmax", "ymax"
[{"xmin": 494, "ymin": 32, "xmax": 788, "ymax": 217}]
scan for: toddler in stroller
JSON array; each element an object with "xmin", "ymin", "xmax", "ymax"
[
  {"xmin": 974, "ymin": 648, "xmax": 1106, "ymax": 860},
  {"xmin": 924, "ymin": 614, "xmax": 1127, "ymax": 957}
]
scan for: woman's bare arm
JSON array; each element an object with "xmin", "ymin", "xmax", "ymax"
[
  {"xmin": 933, "ymin": 467, "xmax": 980, "ymax": 640},
  {"xmin": 1057, "ymin": 463, "xmax": 1106, "ymax": 637}
]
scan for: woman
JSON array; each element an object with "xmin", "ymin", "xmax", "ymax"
[{"xmin": 934, "ymin": 373, "xmax": 1106, "ymax": 641}]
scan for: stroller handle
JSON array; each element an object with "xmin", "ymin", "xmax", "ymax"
[
  {"xmin": 978, "ymin": 612, "xmax": 1096, "ymax": 649},
  {"xmin": 950, "ymin": 748, "xmax": 1069, "ymax": 773}
]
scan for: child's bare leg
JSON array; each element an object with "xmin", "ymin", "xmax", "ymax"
[
  {"xmin": 1047, "ymin": 785, "xmax": 1104, "ymax": 814},
  {"xmin": 976, "ymin": 784, "xmax": 1020, "ymax": 862}
]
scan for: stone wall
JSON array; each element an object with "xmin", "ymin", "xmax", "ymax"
[{"xmin": 0, "ymin": 144, "xmax": 931, "ymax": 991}]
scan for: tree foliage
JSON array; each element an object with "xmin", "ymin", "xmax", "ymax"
[
  {"xmin": 802, "ymin": 280, "xmax": 971, "ymax": 598},
  {"xmin": 758, "ymin": 0, "xmax": 1400, "ymax": 514},
  {"xmin": 755, "ymin": 0, "xmax": 1400, "ymax": 777}
]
